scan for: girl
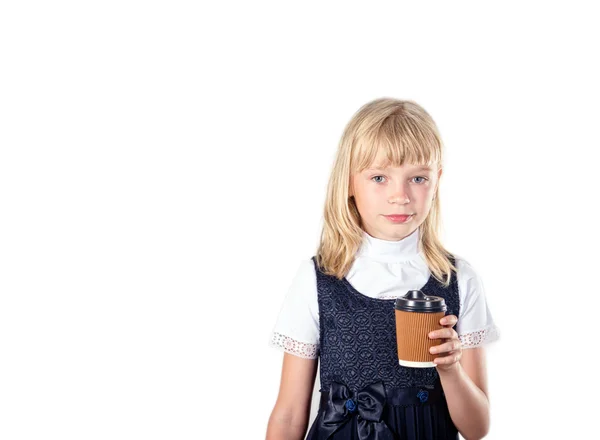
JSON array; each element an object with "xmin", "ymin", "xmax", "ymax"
[{"xmin": 266, "ymin": 98, "xmax": 500, "ymax": 440}]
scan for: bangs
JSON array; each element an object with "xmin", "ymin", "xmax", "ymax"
[{"xmin": 351, "ymin": 114, "xmax": 442, "ymax": 173}]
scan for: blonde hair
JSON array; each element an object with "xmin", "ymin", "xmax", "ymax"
[{"xmin": 315, "ymin": 98, "xmax": 457, "ymax": 286}]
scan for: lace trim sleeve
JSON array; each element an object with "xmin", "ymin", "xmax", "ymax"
[
  {"xmin": 269, "ymin": 332, "xmax": 319, "ymax": 359},
  {"xmin": 459, "ymin": 325, "xmax": 500, "ymax": 349}
]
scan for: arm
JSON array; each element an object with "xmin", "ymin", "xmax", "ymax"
[
  {"xmin": 266, "ymin": 352, "xmax": 318, "ymax": 440},
  {"xmin": 437, "ymin": 347, "xmax": 490, "ymax": 440}
]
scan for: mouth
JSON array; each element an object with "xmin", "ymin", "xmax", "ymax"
[{"xmin": 384, "ymin": 214, "xmax": 414, "ymax": 224}]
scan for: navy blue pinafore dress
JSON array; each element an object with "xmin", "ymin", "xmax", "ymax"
[{"xmin": 305, "ymin": 256, "xmax": 461, "ymax": 440}]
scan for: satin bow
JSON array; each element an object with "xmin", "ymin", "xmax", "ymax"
[{"xmin": 319, "ymin": 381, "xmax": 395, "ymax": 440}]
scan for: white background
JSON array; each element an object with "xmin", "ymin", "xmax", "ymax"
[{"xmin": 1, "ymin": 1, "xmax": 598, "ymax": 439}]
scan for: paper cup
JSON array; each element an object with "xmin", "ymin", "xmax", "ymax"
[{"xmin": 395, "ymin": 290, "xmax": 447, "ymax": 368}]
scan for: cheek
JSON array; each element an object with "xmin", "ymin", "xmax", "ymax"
[
  {"xmin": 355, "ymin": 186, "xmax": 381, "ymax": 212},
  {"xmin": 365, "ymin": 186, "xmax": 386, "ymax": 203},
  {"xmin": 414, "ymin": 186, "xmax": 433, "ymax": 199}
]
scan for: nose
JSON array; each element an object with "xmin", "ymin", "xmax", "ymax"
[{"xmin": 388, "ymin": 183, "xmax": 410, "ymax": 204}]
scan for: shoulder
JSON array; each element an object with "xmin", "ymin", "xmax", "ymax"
[
  {"xmin": 450, "ymin": 254, "xmax": 487, "ymax": 307},
  {"xmin": 451, "ymin": 254, "xmax": 480, "ymax": 283},
  {"xmin": 294, "ymin": 257, "xmax": 317, "ymax": 280},
  {"xmin": 285, "ymin": 257, "xmax": 318, "ymax": 299}
]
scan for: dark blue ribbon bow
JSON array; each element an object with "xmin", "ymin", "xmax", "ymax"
[{"xmin": 320, "ymin": 381, "xmax": 395, "ymax": 440}]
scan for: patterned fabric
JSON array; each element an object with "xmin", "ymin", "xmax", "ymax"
[
  {"xmin": 268, "ymin": 229, "xmax": 501, "ymax": 361},
  {"xmin": 269, "ymin": 331, "xmax": 318, "ymax": 359},
  {"xmin": 313, "ymin": 255, "xmax": 461, "ymax": 392},
  {"xmin": 459, "ymin": 325, "xmax": 501, "ymax": 348}
]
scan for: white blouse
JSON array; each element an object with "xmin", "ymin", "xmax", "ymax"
[{"xmin": 269, "ymin": 228, "xmax": 501, "ymax": 359}]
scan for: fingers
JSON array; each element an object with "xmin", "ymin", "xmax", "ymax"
[
  {"xmin": 429, "ymin": 339, "xmax": 462, "ymax": 355},
  {"xmin": 428, "ymin": 314, "xmax": 458, "ymax": 340},
  {"xmin": 430, "ymin": 315, "xmax": 462, "ymax": 368},
  {"xmin": 428, "ymin": 328, "xmax": 458, "ymax": 340},
  {"xmin": 440, "ymin": 315, "xmax": 458, "ymax": 327},
  {"xmin": 433, "ymin": 351, "xmax": 462, "ymax": 365}
]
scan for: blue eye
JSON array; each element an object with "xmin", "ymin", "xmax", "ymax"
[{"xmin": 372, "ymin": 176, "xmax": 429, "ymax": 184}]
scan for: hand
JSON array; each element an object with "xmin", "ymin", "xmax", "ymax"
[{"xmin": 428, "ymin": 314, "xmax": 462, "ymax": 372}]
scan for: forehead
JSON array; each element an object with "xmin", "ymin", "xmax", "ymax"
[
  {"xmin": 364, "ymin": 163, "xmax": 434, "ymax": 172},
  {"xmin": 360, "ymin": 145, "xmax": 436, "ymax": 171},
  {"xmin": 351, "ymin": 128, "xmax": 442, "ymax": 175}
]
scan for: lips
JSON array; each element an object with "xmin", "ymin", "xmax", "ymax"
[{"xmin": 384, "ymin": 214, "xmax": 413, "ymax": 223}]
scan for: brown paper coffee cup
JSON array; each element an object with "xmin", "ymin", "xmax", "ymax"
[{"xmin": 395, "ymin": 290, "xmax": 447, "ymax": 368}]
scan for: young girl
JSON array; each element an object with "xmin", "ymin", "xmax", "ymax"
[{"xmin": 266, "ymin": 98, "xmax": 500, "ymax": 440}]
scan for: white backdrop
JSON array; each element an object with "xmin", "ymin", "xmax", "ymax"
[{"xmin": 1, "ymin": 1, "xmax": 598, "ymax": 439}]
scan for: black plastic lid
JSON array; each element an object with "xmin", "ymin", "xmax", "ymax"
[{"xmin": 394, "ymin": 290, "xmax": 447, "ymax": 313}]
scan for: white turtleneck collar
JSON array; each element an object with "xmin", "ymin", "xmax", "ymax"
[{"xmin": 356, "ymin": 228, "xmax": 421, "ymax": 263}]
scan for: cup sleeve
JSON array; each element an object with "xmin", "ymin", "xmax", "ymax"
[
  {"xmin": 268, "ymin": 258, "xmax": 320, "ymax": 359},
  {"xmin": 455, "ymin": 258, "xmax": 501, "ymax": 349}
]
